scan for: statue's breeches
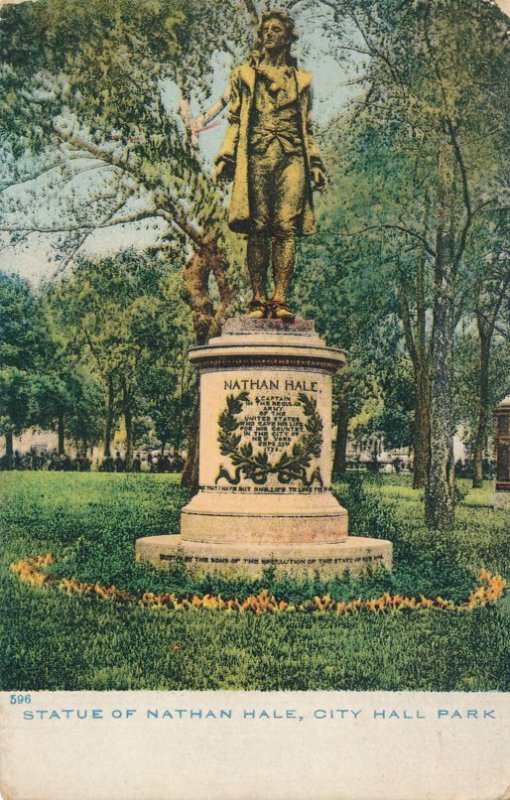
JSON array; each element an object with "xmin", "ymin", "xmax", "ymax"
[{"xmin": 248, "ymin": 139, "xmax": 306, "ymax": 237}]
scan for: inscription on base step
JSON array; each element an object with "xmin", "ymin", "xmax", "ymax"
[{"xmin": 159, "ymin": 554, "xmax": 384, "ymax": 565}]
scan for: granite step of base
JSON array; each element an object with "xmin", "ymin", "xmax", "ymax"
[{"xmin": 135, "ymin": 535, "xmax": 392, "ymax": 578}]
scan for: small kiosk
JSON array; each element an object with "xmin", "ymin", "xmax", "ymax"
[{"xmin": 495, "ymin": 394, "xmax": 510, "ymax": 493}]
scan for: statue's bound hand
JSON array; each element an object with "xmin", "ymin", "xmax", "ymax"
[
  {"xmin": 213, "ymin": 159, "xmax": 235, "ymax": 184},
  {"xmin": 311, "ymin": 167, "xmax": 327, "ymax": 190}
]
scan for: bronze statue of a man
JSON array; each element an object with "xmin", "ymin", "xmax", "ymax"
[{"xmin": 214, "ymin": 9, "xmax": 326, "ymax": 321}]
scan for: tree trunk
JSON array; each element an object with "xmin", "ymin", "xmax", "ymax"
[
  {"xmin": 5, "ymin": 432, "xmax": 13, "ymax": 470},
  {"xmin": 424, "ymin": 148, "xmax": 456, "ymax": 529},
  {"xmin": 425, "ymin": 293, "xmax": 455, "ymax": 528},
  {"xmin": 413, "ymin": 367, "xmax": 431, "ymax": 488},
  {"xmin": 181, "ymin": 389, "xmax": 199, "ymax": 495},
  {"xmin": 122, "ymin": 382, "xmax": 133, "ymax": 470},
  {"xmin": 184, "ymin": 235, "xmax": 232, "ymax": 344},
  {"xmin": 57, "ymin": 414, "xmax": 65, "ymax": 455},
  {"xmin": 398, "ymin": 237, "xmax": 432, "ymax": 489},
  {"xmin": 180, "ymin": 233, "xmax": 230, "ymax": 493},
  {"xmin": 124, "ymin": 409, "xmax": 133, "ymax": 470},
  {"xmin": 104, "ymin": 376, "xmax": 114, "ymax": 458},
  {"xmin": 333, "ymin": 389, "xmax": 349, "ymax": 474},
  {"xmin": 472, "ymin": 331, "xmax": 491, "ymax": 489}
]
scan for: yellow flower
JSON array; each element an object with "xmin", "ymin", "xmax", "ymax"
[{"xmin": 10, "ymin": 553, "xmax": 507, "ymax": 618}]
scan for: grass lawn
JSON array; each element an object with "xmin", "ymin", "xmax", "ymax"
[{"xmin": 1, "ymin": 471, "xmax": 509, "ymax": 691}]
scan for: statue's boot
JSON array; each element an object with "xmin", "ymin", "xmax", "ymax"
[
  {"xmin": 246, "ymin": 234, "xmax": 269, "ymax": 318},
  {"xmin": 270, "ymin": 234, "xmax": 295, "ymax": 321}
]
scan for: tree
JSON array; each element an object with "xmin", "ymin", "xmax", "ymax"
[
  {"xmin": 33, "ymin": 359, "xmax": 104, "ymax": 456},
  {"xmin": 0, "ymin": 0, "xmax": 361, "ymax": 486},
  {"xmin": 0, "ymin": 271, "xmax": 46, "ymax": 462},
  {"xmin": 0, "ymin": 0, "xmax": 259, "ymax": 336},
  {"xmin": 139, "ymin": 269, "xmax": 195, "ymax": 455},
  {"xmin": 0, "ymin": 0, "xmax": 267, "ymax": 484},
  {"xmin": 338, "ymin": 137, "xmax": 435, "ymax": 489},
  {"xmin": 0, "ymin": 0, "xmax": 361, "ymax": 331},
  {"xmin": 3, "ymin": 0, "xmax": 510, "ymax": 512},
  {"xmin": 370, "ymin": 359, "xmax": 415, "ymax": 452},
  {"xmin": 329, "ymin": 0, "xmax": 510, "ymax": 526},
  {"xmin": 293, "ymin": 118, "xmax": 433, "ymax": 479},
  {"xmin": 140, "ymin": 361, "xmax": 194, "ymax": 455},
  {"xmin": 46, "ymin": 249, "xmax": 193, "ymax": 466},
  {"xmin": 465, "ymin": 216, "xmax": 510, "ymax": 486}
]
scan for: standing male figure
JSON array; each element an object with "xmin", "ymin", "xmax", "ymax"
[{"xmin": 214, "ymin": 9, "xmax": 326, "ymax": 321}]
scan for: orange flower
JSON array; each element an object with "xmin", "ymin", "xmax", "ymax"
[{"xmin": 10, "ymin": 555, "xmax": 507, "ymax": 617}]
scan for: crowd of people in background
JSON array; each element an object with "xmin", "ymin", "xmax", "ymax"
[
  {"xmin": 0, "ymin": 447, "xmax": 496, "ymax": 478},
  {"xmin": 0, "ymin": 448, "xmax": 91, "ymax": 471},
  {"xmin": 99, "ymin": 451, "xmax": 184, "ymax": 473},
  {"xmin": 348, "ymin": 455, "xmax": 496, "ymax": 479},
  {"xmin": 0, "ymin": 447, "xmax": 185, "ymax": 473}
]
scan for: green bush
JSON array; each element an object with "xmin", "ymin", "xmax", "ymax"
[{"xmin": 40, "ymin": 472, "xmax": 476, "ymax": 604}]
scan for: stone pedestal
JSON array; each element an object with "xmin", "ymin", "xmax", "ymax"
[{"xmin": 136, "ymin": 317, "xmax": 392, "ymax": 577}]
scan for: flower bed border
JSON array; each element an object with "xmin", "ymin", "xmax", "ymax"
[{"xmin": 10, "ymin": 554, "xmax": 506, "ymax": 615}]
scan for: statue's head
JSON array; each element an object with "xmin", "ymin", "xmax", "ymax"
[{"xmin": 253, "ymin": 9, "xmax": 298, "ymax": 65}]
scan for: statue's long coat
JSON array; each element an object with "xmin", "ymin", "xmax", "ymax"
[{"xmin": 216, "ymin": 63, "xmax": 323, "ymax": 235}]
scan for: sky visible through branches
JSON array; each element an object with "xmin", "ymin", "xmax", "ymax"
[
  {"xmin": 0, "ymin": 1, "xmax": 361, "ymax": 283},
  {"xmin": 1, "ymin": 0, "xmax": 508, "ymax": 284}
]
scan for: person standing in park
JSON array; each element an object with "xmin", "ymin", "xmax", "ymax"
[
  {"xmin": 214, "ymin": 9, "xmax": 326, "ymax": 321},
  {"xmin": 114, "ymin": 451, "xmax": 125, "ymax": 473},
  {"xmin": 101, "ymin": 454, "xmax": 114, "ymax": 473}
]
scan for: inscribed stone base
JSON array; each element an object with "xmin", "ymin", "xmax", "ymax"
[
  {"xmin": 135, "ymin": 534, "xmax": 393, "ymax": 578},
  {"xmin": 181, "ymin": 316, "xmax": 349, "ymax": 546},
  {"xmin": 135, "ymin": 317, "xmax": 394, "ymax": 579}
]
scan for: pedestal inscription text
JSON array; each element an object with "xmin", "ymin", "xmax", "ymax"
[
  {"xmin": 215, "ymin": 388, "xmax": 324, "ymax": 488},
  {"xmin": 224, "ymin": 378, "xmax": 318, "ymax": 393}
]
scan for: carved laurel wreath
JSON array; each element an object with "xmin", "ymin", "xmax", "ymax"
[{"xmin": 215, "ymin": 390, "xmax": 324, "ymax": 487}]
